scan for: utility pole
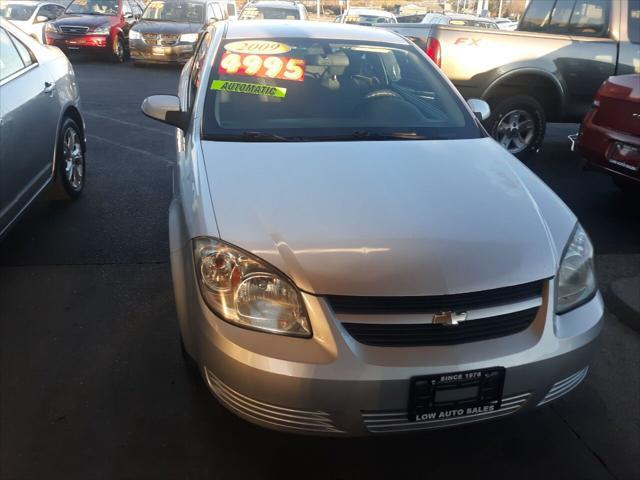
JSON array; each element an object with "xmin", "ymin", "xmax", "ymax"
[
  {"xmin": 317, "ymin": 0, "xmax": 320, "ymax": 17},
  {"xmin": 498, "ymin": 0, "xmax": 503, "ymax": 17}
]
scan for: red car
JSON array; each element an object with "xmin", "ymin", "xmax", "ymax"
[
  {"xmin": 575, "ymin": 74, "xmax": 640, "ymax": 194},
  {"xmin": 44, "ymin": 0, "xmax": 144, "ymax": 62}
]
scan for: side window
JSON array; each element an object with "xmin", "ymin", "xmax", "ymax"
[
  {"xmin": 0, "ymin": 28, "xmax": 26, "ymax": 81},
  {"xmin": 122, "ymin": 0, "xmax": 132, "ymax": 16},
  {"xmin": 38, "ymin": 4, "xmax": 63, "ymax": 20},
  {"xmin": 519, "ymin": 0, "xmax": 556, "ymax": 32},
  {"xmin": 548, "ymin": 0, "xmax": 576, "ymax": 34},
  {"xmin": 568, "ymin": 0, "xmax": 609, "ymax": 36},
  {"xmin": 11, "ymin": 34, "xmax": 34, "ymax": 68},
  {"xmin": 188, "ymin": 31, "xmax": 211, "ymax": 109},
  {"xmin": 630, "ymin": 0, "xmax": 640, "ymax": 44},
  {"xmin": 131, "ymin": 1, "xmax": 142, "ymax": 17}
]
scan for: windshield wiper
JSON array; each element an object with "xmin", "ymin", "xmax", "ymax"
[
  {"xmin": 309, "ymin": 131, "xmax": 429, "ymax": 141},
  {"xmin": 205, "ymin": 131, "xmax": 295, "ymax": 142}
]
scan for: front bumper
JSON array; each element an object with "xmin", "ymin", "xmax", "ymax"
[
  {"xmin": 169, "ymin": 200, "xmax": 604, "ymax": 436},
  {"xmin": 45, "ymin": 33, "xmax": 112, "ymax": 53},
  {"xmin": 130, "ymin": 39, "xmax": 194, "ymax": 64}
]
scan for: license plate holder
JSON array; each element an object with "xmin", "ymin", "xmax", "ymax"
[
  {"xmin": 607, "ymin": 142, "xmax": 640, "ymax": 172},
  {"xmin": 152, "ymin": 46, "xmax": 165, "ymax": 56},
  {"xmin": 408, "ymin": 367, "xmax": 505, "ymax": 422}
]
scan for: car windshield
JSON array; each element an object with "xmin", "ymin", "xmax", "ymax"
[
  {"xmin": 66, "ymin": 0, "xmax": 119, "ymax": 15},
  {"xmin": 142, "ymin": 1, "xmax": 204, "ymax": 22},
  {"xmin": 344, "ymin": 14, "xmax": 393, "ymax": 25},
  {"xmin": 202, "ymin": 38, "xmax": 481, "ymax": 142},
  {"xmin": 0, "ymin": 3, "xmax": 37, "ymax": 20},
  {"xmin": 239, "ymin": 6, "xmax": 299, "ymax": 20}
]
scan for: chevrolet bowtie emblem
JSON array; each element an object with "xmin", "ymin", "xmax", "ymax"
[{"xmin": 432, "ymin": 311, "xmax": 468, "ymax": 326}]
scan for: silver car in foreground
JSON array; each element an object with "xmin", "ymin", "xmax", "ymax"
[
  {"xmin": 142, "ymin": 21, "xmax": 603, "ymax": 436},
  {"xmin": 0, "ymin": 18, "xmax": 85, "ymax": 238}
]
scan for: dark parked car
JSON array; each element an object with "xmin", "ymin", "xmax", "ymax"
[
  {"xmin": 574, "ymin": 74, "xmax": 640, "ymax": 195},
  {"xmin": 130, "ymin": 0, "xmax": 226, "ymax": 65},
  {"xmin": 44, "ymin": 0, "xmax": 145, "ymax": 62}
]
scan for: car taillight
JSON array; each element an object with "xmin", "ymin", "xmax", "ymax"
[{"xmin": 425, "ymin": 38, "xmax": 441, "ymax": 68}]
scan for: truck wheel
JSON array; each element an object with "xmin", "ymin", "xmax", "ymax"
[{"xmin": 486, "ymin": 95, "xmax": 546, "ymax": 160}]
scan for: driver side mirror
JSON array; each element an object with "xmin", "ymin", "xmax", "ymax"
[
  {"xmin": 141, "ymin": 95, "xmax": 189, "ymax": 131},
  {"xmin": 467, "ymin": 98, "xmax": 491, "ymax": 121},
  {"xmin": 35, "ymin": 15, "xmax": 50, "ymax": 23}
]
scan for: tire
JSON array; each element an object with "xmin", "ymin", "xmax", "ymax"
[
  {"xmin": 485, "ymin": 95, "xmax": 546, "ymax": 160},
  {"xmin": 112, "ymin": 35, "xmax": 124, "ymax": 63},
  {"xmin": 49, "ymin": 117, "xmax": 85, "ymax": 200}
]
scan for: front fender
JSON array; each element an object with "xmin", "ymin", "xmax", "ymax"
[{"xmin": 482, "ymin": 67, "xmax": 567, "ymax": 119}]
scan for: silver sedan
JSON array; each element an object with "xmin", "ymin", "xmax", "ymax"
[
  {"xmin": 0, "ymin": 18, "xmax": 86, "ymax": 238},
  {"xmin": 142, "ymin": 21, "xmax": 603, "ymax": 436}
]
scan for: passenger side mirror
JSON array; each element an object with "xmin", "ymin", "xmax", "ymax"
[
  {"xmin": 35, "ymin": 15, "xmax": 49, "ymax": 23},
  {"xmin": 141, "ymin": 95, "xmax": 189, "ymax": 131},
  {"xmin": 467, "ymin": 98, "xmax": 491, "ymax": 121}
]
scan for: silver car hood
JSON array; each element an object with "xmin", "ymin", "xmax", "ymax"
[{"xmin": 201, "ymin": 138, "xmax": 569, "ymax": 296}]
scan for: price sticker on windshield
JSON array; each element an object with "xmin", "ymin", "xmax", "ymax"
[{"xmin": 218, "ymin": 52, "xmax": 305, "ymax": 82}]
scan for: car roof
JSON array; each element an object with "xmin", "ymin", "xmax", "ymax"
[
  {"xmin": 345, "ymin": 7, "xmax": 394, "ymax": 17},
  {"xmin": 248, "ymin": 1, "xmax": 299, "ymax": 9},
  {"xmin": 225, "ymin": 20, "xmax": 408, "ymax": 44},
  {"xmin": 0, "ymin": 0, "xmax": 55, "ymax": 5}
]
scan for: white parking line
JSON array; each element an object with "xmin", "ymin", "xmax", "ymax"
[
  {"xmin": 85, "ymin": 111, "xmax": 173, "ymax": 136},
  {"xmin": 88, "ymin": 134, "xmax": 174, "ymax": 166}
]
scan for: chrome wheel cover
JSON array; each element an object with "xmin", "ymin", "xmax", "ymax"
[
  {"xmin": 63, "ymin": 127, "xmax": 83, "ymax": 190},
  {"xmin": 495, "ymin": 109, "xmax": 536, "ymax": 154}
]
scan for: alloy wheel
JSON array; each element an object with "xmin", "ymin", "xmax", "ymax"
[
  {"xmin": 495, "ymin": 109, "xmax": 536, "ymax": 155},
  {"xmin": 63, "ymin": 126, "xmax": 83, "ymax": 191}
]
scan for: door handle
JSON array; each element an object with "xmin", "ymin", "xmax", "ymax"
[{"xmin": 43, "ymin": 81, "xmax": 56, "ymax": 96}]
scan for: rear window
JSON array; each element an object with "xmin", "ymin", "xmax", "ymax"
[
  {"xmin": 519, "ymin": 0, "xmax": 555, "ymax": 31},
  {"xmin": 344, "ymin": 14, "xmax": 394, "ymax": 25},
  {"xmin": 569, "ymin": 0, "xmax": 609, "ymax": 36},
  {"xmin": 201, "ymin": 38, "xmax": 481, "ymax": 142},
  {"xmin": 0, "ymin": 3, "xmax": 37, "ymax": 20},
  {"xmin": 239, "ymin": 6, "xmax": 299, "ymax": 20}
]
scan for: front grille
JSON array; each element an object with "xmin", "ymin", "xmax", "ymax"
[
  {"xmin": 342, "ymin": 307, "xmax": 538, "ymax": 347},
  {"xmin": 362, "ymin": 392, "xmax": 531, "ymax": 433},
  {"xmin": 60, "ymin": 25, "xmax": 90, "ymax": 35},
  {"xmin": 328, "ymin": 280, "xmax": 544, "ymax": 314},
  {"xmin": 142, "ymin": 33, "xmax": 179, "ymax": 46}
]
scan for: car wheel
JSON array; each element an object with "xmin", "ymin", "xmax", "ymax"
[
  {"xmin": 50, "ymin": 117, "xmax": 85, "ymax": 200},
  {"xmin": 486, "ymin": 95, "xmax": 546, "ymax": 160},
  {"xmin": 112, "ymin": 36, "xmax": 124, "ymax": 63}
]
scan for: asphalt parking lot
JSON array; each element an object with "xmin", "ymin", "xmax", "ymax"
[{"xmin": 1, "ymin": 59, "xmax": 639, "ymax": 480}]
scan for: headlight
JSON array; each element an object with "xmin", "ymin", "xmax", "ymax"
[
  {"xmin": 180, "ymin": 33, "xmax": 199, "ymax": 43},
  {"xmin": 45, "ymin": 22, "xmax": 58, "ymax": 33},
  {"xmin": 192, "ymin": 237, "xmax": 312, "ymax": 337},
  {"xmin": 92, "ymin": 24, "xmax": 110, "ymax": 34},
  {"xmin": 556, "ymin": 223, "xmax": 596, "ymax": 314},
  {"xmin": 129, "ymin": 29, "xmax": 141, "ymax": 40}
]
